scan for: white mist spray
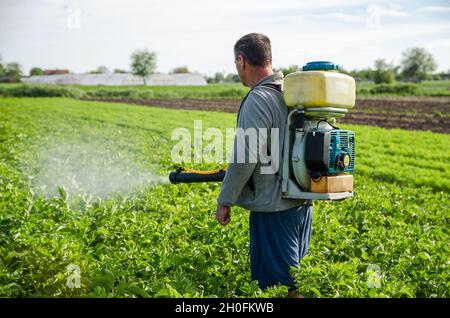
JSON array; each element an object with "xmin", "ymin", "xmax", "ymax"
[{"xmin": 30, "ymin": 141, "xmax": 167, "ymax": 198}]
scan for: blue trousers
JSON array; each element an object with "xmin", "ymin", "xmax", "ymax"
[{"xmin": 249, "ymin": 204, "xmax": 313, "ymax": 290}]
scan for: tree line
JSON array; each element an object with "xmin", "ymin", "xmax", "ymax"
[
  {"xmin": 0, "ymin": 47, "xmax": 447, "ymax": 84},
  {"xmin": 276, "ymin": 47, "xmax": 443, "ymax": 84}
]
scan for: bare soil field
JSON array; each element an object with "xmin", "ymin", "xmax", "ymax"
[{"xmin": 85, "ymin": 97, "xmax": 450, "ymax": 133}]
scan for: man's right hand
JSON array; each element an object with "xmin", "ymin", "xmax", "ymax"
[{"xmin": 216, "ymin": 204, "xmax": 231, "ymax": 226}]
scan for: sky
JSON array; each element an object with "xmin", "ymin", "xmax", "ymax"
[{"xmin": 0, "ymin": 0, "xmax": 449, "ymax": 76}]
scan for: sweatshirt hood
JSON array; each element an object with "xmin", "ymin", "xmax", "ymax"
[{"xmin": 254, "ymin": 71, "xmax": 284, "ymax": 88}]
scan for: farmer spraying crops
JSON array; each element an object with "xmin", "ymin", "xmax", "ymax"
[
  {"xmin": 170, "ymin": 32, "xmax": 356, "ymax": 296},
  {"xmin": 216, "ymin": 33, "xmax": 312, "ymax": 298}
]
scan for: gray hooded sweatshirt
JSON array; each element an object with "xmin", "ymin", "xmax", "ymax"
[{"xmin": 218, "ymin": 71, "xmax": 307, "ymax": 212}]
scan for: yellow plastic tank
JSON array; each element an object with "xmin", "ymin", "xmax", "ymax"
[{"xmin": 284, "ymin": 61, "xmax": 355, "ymax": 109}]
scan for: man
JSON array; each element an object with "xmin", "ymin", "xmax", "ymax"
[{"xmin": 216, "ymin": 33, "xmax": 313, "ymax": 297}]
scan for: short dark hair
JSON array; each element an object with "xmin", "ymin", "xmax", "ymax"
[{"xmin": 234, "ymin": 33, "xmax": 272, "ymax": 67}]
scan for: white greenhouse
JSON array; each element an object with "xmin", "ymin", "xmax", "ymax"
[{"xmin": 22, "ymin": 73, "xmax": 207, "ymax": 86}]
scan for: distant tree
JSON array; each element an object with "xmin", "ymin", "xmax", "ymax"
[
  {"xmin": 213, "ymin": 72, "xmax": 225, "ymax": 83},
  {"xmin": 130, "ymin": 49, "xmax": 157, "ymax": 85},
  {"xmin": 374, "ymin": 59, "xmax": 390, "ymax": 71},
  {"xmin": 225, "ymin": 73, "xmax": 240, "ymax": 83},
  {"xmin": 338, "ymin": 66, "xmax": 350, "ymax": 75},
  {"xmin": 96, "ymin": 65, "xmax": 110, "ymax": 74},
  {"xmin": 340, "ymin": 67, "xmax": 379, "ymax": 82},
  {"xmin": 171, "ymin": 66, "xmax": 190, "ymax": 74},
  {"xmin": 113, "ymin": 68, "xmax": 127, "ymax": 73},
  {"xmin": 428, "ymin": 73, "xmax": 441, "ymax": 81},
  {"xmin": 89, "ymin": 65, "xmax": 109, "ymax": 74},
  {"xmin": 0, "ymin": 54, "xmax": 4, "ymax": 77},
  {"xmin": 30, "ymin": 67, "xmax": 44, "ymax": 76},
  {"xmin": 5, "ymin": 63, "xmax": 22, "ymax": 82},
  {"xmin": 359, "ymin": 68, "xmax": 375, "ymax": 82},
  {"xmin": 207, "ymin": 72, "xmax": 240, "ymax": 84},
  {"xmin": 375, "ymin": 71, "xmax": 395, "ymax": 84},
  {"xmin": 275, "ymin": 65, "xmax": 300, "ymax": 76},
  {"xmin": 401, "ymin": 47, "xmax": 437, "ymax": 83},
  {"xmin": 391, "ymin": 65, "xmax": 401, "ymax": 81},
  {"xmin": 373, "ymin": 59, "xmax": 395, "ymax": 84}
]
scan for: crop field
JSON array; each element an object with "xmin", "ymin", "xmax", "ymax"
[
  {"xmin": 1, "ymin": 80, "xmax": 450, "ymax": 99},
  {"xmin": 0, "ymin": 97, "xmax": 449, "ymax": 298},
  {"xmin": 42, "ymin": 79, "xmax": 450, "ymax": 97},
  {"xmin": 356, "ymin": 80, "xmax": 450, "ymax": 97},
  {"xmin": 1, "ymin": 82, "xmax": 449, "ymax": 133},
  {"xmin": 90, "ymin": 96, "xmax": 450, "ymax": 134},
  {"xmin": 76, "ymin": 80, "xmax": 450, "ymax": 96}
]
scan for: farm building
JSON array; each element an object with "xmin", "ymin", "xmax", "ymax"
[
  {"xmin": 22, "ymin": 73, "xmax": 207, "ymax": 86},
  {"xmin": 43, "ymin": 69, "xmax": 70, "ymax": 75}
]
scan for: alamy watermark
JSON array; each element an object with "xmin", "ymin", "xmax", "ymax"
[
  {"xmin": 366, "ymin": 264, "xmax": 382, "ymax": 289},
  {"xmin": 66, "ymin": 264, "xmax": 81, "ymax": 289},
  {"xmin": 65, "ymin": 1, "xmax": 81, "ymax": 29},
  {"xmin": 366, "ymin": 4, "xmax": 381, "ymax": 30},
  {"xmin": 171, "ymin": 120, "xmax": 280, "ymax": 175}
]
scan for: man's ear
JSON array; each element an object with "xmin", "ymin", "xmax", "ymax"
[{"xmin": 241, "ymin": 56, "xmax": 246, "ymax": 71}]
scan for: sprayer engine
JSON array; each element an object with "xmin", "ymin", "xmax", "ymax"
[{"xmin": 306, "ymin": 130, "xmax": 355, "ymax": 175}]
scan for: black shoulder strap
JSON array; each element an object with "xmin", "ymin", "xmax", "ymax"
[{"xmin": 236, "ymin": 90, "xmax": 252, "ymax": 125}]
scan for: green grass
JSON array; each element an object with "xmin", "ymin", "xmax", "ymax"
[
  {"xmin": 0, "ymin": 97, "xmax": 449, "ymax": 297},
  {"xmin": 1, "ymin": 80, "xmax": 449, "ymax": 99},
  {"xmin": 79, "ymin": 83, "xmax": 250, "ymax": 99},
  {"xmin": 419, "ymin": 80, "xmax": 450, "ymax": 96},
  {"xmin": 356, "ymin": 80, "xmax": 450, "ymax": 96},
  {"xmin": 0, "ymin": 83, "xmax": 249, "ymax": 99}
]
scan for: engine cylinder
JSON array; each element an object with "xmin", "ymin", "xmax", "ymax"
[{"xmin": 291, "ymin": 119, "xmax": 334, "ymax": 190}]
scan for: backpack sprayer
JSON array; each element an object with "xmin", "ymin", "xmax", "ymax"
[{"xmin": 169, "ymin": 61, "xmax": 356, "ymax": 201}]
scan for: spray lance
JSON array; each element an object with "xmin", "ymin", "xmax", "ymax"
[{"xmin": 169, "ymin": 167, "xmax": 226, "ymax": 184}]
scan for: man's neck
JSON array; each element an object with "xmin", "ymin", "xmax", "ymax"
[{"xmin": 248, "ymin": 67, "xmax": 274, "ymax": 88}]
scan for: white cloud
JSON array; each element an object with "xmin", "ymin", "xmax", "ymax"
[
  {"xmin": 0, "ymin": 0, "xmax": 449, "ymax": 74},
  {"xmin": 328, "ymin": 4, "xmax": 409, "ymax": 30},
  {"xmin": 425, "ymin": 39, "xmax": 450, "ymax": 49},
  {"xmin": 419, "ymin": 6, "xmax": 450, "ymax": 13},
  {"xmin": 378, "ymin": 7, "xmax": 409, "ymax": 17},
  {"xmin": 329, "ymin": 13, "xmax": 365, "ymax": 23}
]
